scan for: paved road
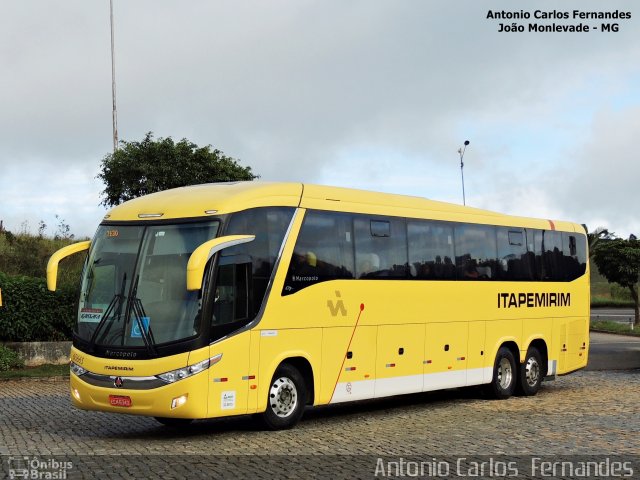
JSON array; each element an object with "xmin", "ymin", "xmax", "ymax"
[
  {"xmin": 1, "ymin": 367, "xmax": 639, "ymax": 478},
  {"xmin": 0, "ymin": 332, "xmax": 638, "ymax": 478},
  {"xmin": 591, "ymin": 308, "xmax": 636, "ymax": 325},
  {"xmin": 587, "ymin": 331, "xmax": 640, "ymax": 371}
]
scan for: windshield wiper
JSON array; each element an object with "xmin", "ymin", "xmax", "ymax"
[
  {"xmin": 89, "ymin": 272, "xmax": 127, "ymax": 348},
  {"xmin": 125, "ymin": 274, "xmax": 157, "ymax": 356}
]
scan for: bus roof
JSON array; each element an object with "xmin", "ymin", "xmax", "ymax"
[{"xmin": 104, "ymin": 181, "xmax": 581, "ymax": 233}]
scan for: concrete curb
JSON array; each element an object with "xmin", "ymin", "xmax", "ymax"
[
  {"xmin": 1, "ymin": 341, "xmax": 71, "ymax": 366},
  {"xmin": 0, "ymin": 375, "xmax": 69, "ymax": 382},
  {"xmin": 590, "ymin": 328, "xmax": 640, "ymax": 338}
]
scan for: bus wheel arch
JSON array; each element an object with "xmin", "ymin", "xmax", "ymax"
[
  {"xmin": 517, "ymin": 340, "xmax": 547, "ymax": 396},
  {"xmin": 486, "ymin": 342, "xmax": 519, "ymax": 399},
  {"xmin": 261, "ymin": 357, "xmax": 314, "ymax": 430},
  {"xmin": 526, "ymin": 339, "xmax": 548, "ymax": 378},
  {"xmin": 280, "ymin": 356, "xmax": 315, "ymax": 406}
]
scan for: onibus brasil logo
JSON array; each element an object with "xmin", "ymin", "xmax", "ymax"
[{"xmin": 7, "ymin": 456, "xmax": 73, "ymax": 479}]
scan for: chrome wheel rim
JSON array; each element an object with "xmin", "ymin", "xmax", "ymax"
[
  {"xmin": 269, "ymin": 377, "xmax": 298, "ymax": 418},
  {"xmin": 497, "ymin": 357, "xmax": 513, "ymax": 390},
  {"xmin": 525, "ymin": 356, "xmax": 540, "ymax": 387}
]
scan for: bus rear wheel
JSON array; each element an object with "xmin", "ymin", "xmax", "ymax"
[
  {"xmin": 262, "ymin": 364, "xmax": 306, "ymax": 430},
  {"xmin": 517, "ymin": 346, "xmax": 543, "ymax": 396},
  {"xmin": 486, "ymin": 347, "xmax": 516, "ymax": 399}
]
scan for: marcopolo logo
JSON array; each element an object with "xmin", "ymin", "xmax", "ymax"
[{"xmin": 7, "ymin": 456, "xmax": 73, "ymax": 479}]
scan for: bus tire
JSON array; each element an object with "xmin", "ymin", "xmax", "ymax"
[
  {"xmin": 262, "ymin": 363, "xmax": 306, "ymax": 430},
  {"xmin": 517, "ymin": 346, "xmax": 543, "ymax": 396},
  {"xmin": 487, "ymin": 347, "xmax": 516, "ymax": 399},
  {"xmin": 154, "ymin": 417, "xmax": 193, "ymax": 427}
]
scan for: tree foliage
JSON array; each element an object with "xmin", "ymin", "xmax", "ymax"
[
  {"xmin": 98, "ymin": 132, "xmax": 258, "ymax": 207},
  {"xmin": 586, "ymin": 226, "xmax": 614, "ymax": 259},
  {"xmin": 0, "ymin": 228, "xmax": 83, "ymax": 342},
  {"xmin": 592, "ymin": 236, "xmax": 640, "ymax": 325},
  {"xmin": 0, "ymin": 272, "xmax": 78, "ymax": 341}
]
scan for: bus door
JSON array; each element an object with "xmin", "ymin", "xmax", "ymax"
[{"xmin": 208, "ymin": 254, "xmax": 253, "ymax": 417}]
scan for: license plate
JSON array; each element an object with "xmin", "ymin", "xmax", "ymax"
[{"xmin": 109, "ymin": 395, "xmax": 132, "ymax": 407}]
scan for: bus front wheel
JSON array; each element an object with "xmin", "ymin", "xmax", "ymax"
[
  {"xmin": 487, "ymin": 347, "xmax": 516, "ymax": 399},
  {"xmin": 262, "ymin": 363, "xmax": 306, "ymax": 430},
  {"xmin": 517, "ymin": 346, "xmax": 543, "ymax": 396}
]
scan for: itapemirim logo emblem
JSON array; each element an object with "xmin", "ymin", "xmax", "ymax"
[{"xmin": 327, "ymin": 290, "xmax": 347, "ymax": 317}]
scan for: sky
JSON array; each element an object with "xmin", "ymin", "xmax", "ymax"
[{"xmin": 0, "ymin": 0, "xmax": 638, "ymax": 239}]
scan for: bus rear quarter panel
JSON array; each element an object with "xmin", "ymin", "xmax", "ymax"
[{"xmin": 256, "ymin": 265, "xmax": 589, "ymax": 408}]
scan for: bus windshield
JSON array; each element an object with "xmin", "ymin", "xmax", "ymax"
[{"xmin": 77, "ymin": 221, "xmax": 219, "ymax": 349}]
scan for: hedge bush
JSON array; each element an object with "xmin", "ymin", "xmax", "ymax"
[
  {"xmin": 0, "ymin": 344, "xmax": 24, "ymax": 371},
  {"xmin": 0, "ymin": 272, "xmax": 78, "ymax": 341}
]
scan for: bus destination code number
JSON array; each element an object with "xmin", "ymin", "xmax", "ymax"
[{"xmin": 106, "ymin": 230, "xmax": 119, "ymax": 238}]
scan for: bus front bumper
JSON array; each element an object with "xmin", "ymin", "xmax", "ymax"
[{"xmin": 70, "ymin": 370, "xmax": 209, "ymax": 419}]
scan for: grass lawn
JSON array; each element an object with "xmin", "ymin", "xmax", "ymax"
[
  {"xmin": 0, "ymin": 363, "xmax": 69, "ymax": 380},
  {"xmin": 590, "ymin": 320, "xmax": 640, "ymax": 337},
  {"xmin": 590, "ymin": 265, "xmax": 637, "ymax": 308}
]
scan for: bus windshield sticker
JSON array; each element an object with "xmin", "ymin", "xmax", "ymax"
[
  {"xmin": 130, "ymin": 317, "xmax": 150, "ymax": 338},
  {"xmin": 79, "ymin": 306, "xmax": 107, "ymax": 323}
]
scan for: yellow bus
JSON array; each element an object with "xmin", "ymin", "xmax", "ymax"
[{"xmin": 48, "ymin": 182, "xmax": 589, "ymax": 429}]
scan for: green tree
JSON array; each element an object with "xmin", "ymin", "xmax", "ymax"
[
  {"xmin": 586, "ymin": 226, "xmax": 614, "ymax": 260},
  {"xmin": 592, "ymin": 236, "xmax": 640, "ymax": 325},
  {"xmin": 98, "ymin": 132, "xmax": 258, "ymax": 207}
]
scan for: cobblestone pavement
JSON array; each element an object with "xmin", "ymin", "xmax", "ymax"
[{"xmin": 1, "ymin": 371, "xmax": 639, "ymax": 478}]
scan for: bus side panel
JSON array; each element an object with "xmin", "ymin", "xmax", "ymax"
[
  {"xmin": 247, "ymin": 330, "xmax": 262, "ymax": 413},
  {"xmin": 423, "ymin": 321, "xmax": 468, "ymax": 391},
  {"xmin": 484, "ymin": 319, "xmax": 522, "ymax": 369},
  {"xmin": 256, "ymin": 328, "xmax": 322, "ymax": 412},
  {"xmin": 467, "ymin": 320, "xmax": 488, "ymax": 385},
  {"xmin": 568, "ymin": 316, "xmax": 589, "ymax": 371},
  {"xmin": 555, "ymin": 316, "xmax": 589, "ymax": 374},
  {"xmin": 374, "ymin": 324, "xmax": 424, "ymax": 398},
  {"xmin": 325, "ymin": 325, "xmax": 377, "ymax": 404},
  {"xmin": 522, "ymin": 317, "xmax": 553, "ymax": 361},
  {"xmin": 208, "ymin": 331, "xmax": 250, "ymax": 418}
]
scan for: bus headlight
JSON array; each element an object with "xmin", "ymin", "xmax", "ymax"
[
  {"xmin": 156, "ymin": 353, "xmax": 222, "ymax": 384},
  {"xmin": 70, "ymin": 361, "xmax": 87, "ymax": 377}
]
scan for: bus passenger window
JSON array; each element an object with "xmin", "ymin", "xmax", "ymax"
[
  {"xmin": 542, "ymin": 231, "xmax": 563, "ymax": 281},
  {"xmin": 224, "ymin": 207, "xmax": 294, "ymax": 314},
  {"xmin": 574, "ymin": 233, "xmax": 587, "ymax": 279},
  {"xmin": 282, "ymin": 211, "xmax": 354, "ymax": 295},
  {"xmin": 407, "ymin": 221, "xmax": 455, "ymax": 280},
  {"xmin": 562, "ymin": 232, "xmax": 587, "ymax": 281},
  {"xmin": 354, "ymin": 215, "xmax": 407, "ymax": 279},
  {"xmin": 454, "ymin": 224, "xmax": 498, "ymax": 280},
  {"xmin": 497, "ymin": 228, "xmax": 533, "ymax": 280}
]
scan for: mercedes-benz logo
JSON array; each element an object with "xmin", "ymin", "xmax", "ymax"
[{"xmin": 114, "ymin": 376, "xmax": 124, "ymax": 388}]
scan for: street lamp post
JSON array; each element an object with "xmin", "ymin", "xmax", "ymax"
[
  {"xmin": 110, "ymin": 0, "xmax": 118, "ymax": 153},
  {"xmin": 458, "ymin": 140, "xmax": 470, "ymax": 206}
]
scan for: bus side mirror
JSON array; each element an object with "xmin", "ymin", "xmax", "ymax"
[
  {"xmin": 186, "ymin": 235, "xmax": 255, "ymax": 291},
  {"xmin": 47, "ymin": 241, "xmax": 91, "ymax": 291}
]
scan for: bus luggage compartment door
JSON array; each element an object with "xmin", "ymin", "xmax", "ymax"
[{"xmin": 374, "ymin": 324, "xmax": 424, "ymax": 398}]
